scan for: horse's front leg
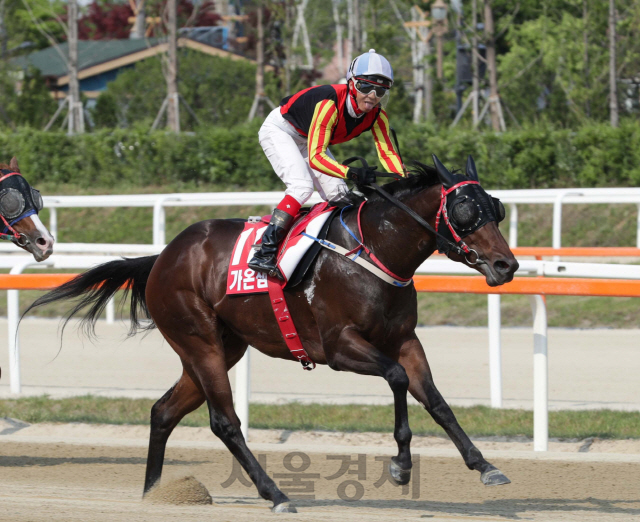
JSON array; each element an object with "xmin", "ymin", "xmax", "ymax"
[
  {"xmin": 399, "ymin": 334, "xmax": 511, "ymax": 486},
  {"xmin": 329, "ymin": 328, "xmax": 413, "ymax": 485}
]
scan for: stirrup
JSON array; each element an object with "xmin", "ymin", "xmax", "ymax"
[
  {"xmin": 267, "ymin": 267, "xmax": 284, "ymax": 281},
  {"xmin": 248, "ymin": 258, "xmax": 283, "ymax": 281}
]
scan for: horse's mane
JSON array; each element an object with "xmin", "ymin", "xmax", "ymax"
[
  {"xmin": 362, "ymin": 161, "xmax": 440, "ymax": 202},
  {"xmin": 0, "ymin": 163, "xmax": 11, "ymax": 170}
]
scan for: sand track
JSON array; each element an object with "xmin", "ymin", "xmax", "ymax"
[{"xmin": 2, "ymin": 437, "xmax": 640, "ymax": 522}]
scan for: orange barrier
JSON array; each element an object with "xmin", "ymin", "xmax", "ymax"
[
  {"xmin": 413, "ymin": 275, "xmax": 640, "ymax": 297},
  {"xmin": 0, "ymin": 274, "xmax": 76, "ymax": 290},
  {"xmin": 2, "ymin": 273, "xmax": 640, "ymax": 298},
  {"xmin": 433, "ymin": 247, "xmax": 640, "ymax": 259},
  {"xmin": 511, "ymin": 247, "xmax": 640, "ymax": 257}
]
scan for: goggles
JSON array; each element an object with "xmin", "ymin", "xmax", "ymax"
[
  {"xmin": 0, "ymin": 172, "xmax": 43, "ymax": 223},
  {"xmin": 449, "ymin": 195, "xmax": 505, "ymax": 234},
  {"xmin": 354, "ymin": 80, "xmax": 389, "ymax": 98},
  {"xmin": 0, "ymin": 187, "xmax": 43, "ymax": 220}
]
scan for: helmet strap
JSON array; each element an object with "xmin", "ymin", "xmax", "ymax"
[{"xmin": 347, "ymin": 81, "xmax": 364, "ymax": 116}]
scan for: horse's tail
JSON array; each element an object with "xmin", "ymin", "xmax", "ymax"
[{"xmin": 23, "ymin": 255, "xmax": 159, "ymax": 338}]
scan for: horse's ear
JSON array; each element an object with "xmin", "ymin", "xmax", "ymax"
[
  {"xmin": 432, "ymin": 154, "xmax": 454, "ymax": 188},
  {"xmin": 465, "ymin": 155, "xmax": 479, "ymax": 181},
  {"xmin": 9, "ymin": 157, "xmax": 19, "ymax": 172}
]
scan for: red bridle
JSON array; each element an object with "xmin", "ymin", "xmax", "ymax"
[{"xmin": 435, "ymin": 180, "xmax": 480, "ymax": 255}]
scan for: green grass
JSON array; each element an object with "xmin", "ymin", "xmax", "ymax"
[
  {"xmin": 416, "ymin": 293, "xmax": 640, "ymax": 328},
  {"xmin": 1, "ymin": 397, "xmax": 639, "ymax": 440},
  {"xmin": 507, "ymin": 203, "xmax": 640, "ymax": 248}
]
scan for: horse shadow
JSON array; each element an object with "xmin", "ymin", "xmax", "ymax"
[{"xmin": 293, "ymin": 497, "xmax": 640, "ymax": 520}]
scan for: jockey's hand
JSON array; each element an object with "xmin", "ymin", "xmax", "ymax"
[{"xmin": 347, "ymin": 166, "xmax": 377, "ymax": 185}]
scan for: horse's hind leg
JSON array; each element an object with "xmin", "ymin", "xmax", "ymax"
[
  {"xmin": 143, "ymin": 369, "xmax": 205, "ymax": 494},
  {"xmin": 157, "ymin": 309, "xmax": 294, "ymax": 512},
  {"xmin": 199, "ymin": 357, "xmax": 294, "ymax": 512},
  {"xmin": 143, "ymin": 330, "xmax": 249, "ymax": 496},
  {"xmin": 399, "ymin": 334, "xmax": 510, "ymax": 486}
]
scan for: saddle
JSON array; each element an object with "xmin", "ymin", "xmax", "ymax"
[{"xmin": 226, "ymin": 202, "xmax": 339, "ymax": 295}]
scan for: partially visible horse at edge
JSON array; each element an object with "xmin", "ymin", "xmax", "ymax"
[
  {"xmin": 25, "ymin": 155, "xmax": 518, "ymax": 513},
  {"xmin": 0, "ymin": 157, "xmax": 54, "ymax": 262}
]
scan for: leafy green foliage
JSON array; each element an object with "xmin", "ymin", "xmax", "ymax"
[
  {"xmin": 335, "ymin": 120, "xmax": 640, "ymax": 189},
  {"xmin": 0, "ymin": 124, "xmax": 278, "ymax": 189},
  {"xmin": 0, "ymin": 64, "xmax": 57, "ymax": 129},
  {"xmin": 5, "ymin": 0, "xmax": 67, "ymax": 52},
  {"xmin": 13, "ymin": 67, "xmax": 59, "ymax": 127},
  {"xmin": 1, "ymin": 121, "xmax": 640, "ymax": 190},
  {"xmin": 3, "ymin": 0, "xmax": 640, "ymax": 130},
  {"xmin": 91, "ymin": 51, "xmax": 283, "ymax": 129}
]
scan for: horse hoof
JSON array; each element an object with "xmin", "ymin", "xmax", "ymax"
[
  {"xmin": 389, "ymin": 458, "xmax": 412, "ymax": 486},
  {"xmin": 272, "ymin": 502, "xmax": 297, "ymax": 513},
  {"xmin": 481, "ymin": 467, "xmax": 511, "ymax": 486}
]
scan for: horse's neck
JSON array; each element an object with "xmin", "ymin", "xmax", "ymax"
[{"xmin": 359, "ymin": 185, "xmax": 441, "ymax": 279}]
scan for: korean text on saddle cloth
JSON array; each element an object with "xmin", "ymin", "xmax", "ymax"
[
  {"xmin": 226, "ymin": 222, "xmax": 269, "ymax": 295},
  {"xmin": 226, "ymin": 208, "xmax": 333, "ymax": 296}
]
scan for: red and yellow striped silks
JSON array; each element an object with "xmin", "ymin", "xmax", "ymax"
[
  {"xmin": 372, "ymin": 110, "xmax": 405, "ymax": 175},
  {"xmin": 307, "ymin": 100, "xmax": 349, "ymax": 178}
]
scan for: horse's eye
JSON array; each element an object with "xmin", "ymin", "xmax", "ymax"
[
  {"xmin": 0, "ymin": 188, "xmax": 25, "ymax": 220},
  {"xmin": 450, "ymin": 199, "xmax": 479, "ymax": 229}
]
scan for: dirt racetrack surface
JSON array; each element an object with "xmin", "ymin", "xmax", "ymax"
[{"xmin": 2, "ymin": 437, "xmax": 640, "ymax": 522}]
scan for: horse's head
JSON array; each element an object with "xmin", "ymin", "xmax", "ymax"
[
  {"xmin": 0, "ymin": 157, "xmax": 54, "ymax": 262},
  {"xmin": 430, "ymin": 154, "xmax": 518, "ymax": 286}
]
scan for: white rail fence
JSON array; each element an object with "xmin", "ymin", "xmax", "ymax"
[{"xmin": 1, "ymin": 187, "xmax": 640, "ymax": 251}]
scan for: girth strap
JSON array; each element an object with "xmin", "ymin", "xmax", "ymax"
[
  {"xmin": 267, "ymin": 276, "xmax": 316, "ymax": 370},
  {"xmin": 301, "ymin": 232, "xmax": 413, "ymax": 287}
]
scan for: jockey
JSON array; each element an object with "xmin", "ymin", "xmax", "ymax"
[{"xmin": 249, "ymin": 49, "xmax": 406, "ymax": 279}]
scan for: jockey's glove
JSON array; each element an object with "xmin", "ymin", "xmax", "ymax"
[{"xmin": 346, "ymin": 166, "xmax": 378, "ymax": 185}]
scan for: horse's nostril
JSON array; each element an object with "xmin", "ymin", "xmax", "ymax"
[
  {"xmin": 494, "ymin": 259, "xmax": 512, "ymax": 273},
  {"xmin": 36, "ymin": 237, "xmax": 48, "ymax": 247}
]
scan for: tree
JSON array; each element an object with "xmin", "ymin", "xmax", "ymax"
[
  {"xmin": 165, "ymin": 0, "xmax": 179, "ymax": 131},
  {"xmin": 92, "ymin": 50, "xmax": 281, "ymax": 128},
  {"xmin": 8, "ymin": 0, "xmax": 67, "ymax": 52},
  {"xmin": 497, "ymin": 1, "xmax": 613, "ymax": 126},
  {"xmin": 77, "ymin": 0, "xmax": 221, "ymax": 40},
  {"xmin": 78, "ymin": 1, "xmax": 133, "ymax": 39},
  {"xmin": 484, "ymin": 0, "xmax": 501, "ymax": 131},
  {"xmin": 248, "ymin": 3, "xmax": 276, "ymax": 121},
  {"xmin": 609, "ymin": 0, "xmax": 618, "ymax": 127}
]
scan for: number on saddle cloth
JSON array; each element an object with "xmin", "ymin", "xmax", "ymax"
[{"xmin": 226, "ymin": 205, "xmax": 339, "ymax": 296}]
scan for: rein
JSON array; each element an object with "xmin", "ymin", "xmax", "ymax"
[{"xmin": 0, "ymin": 171, "xmax": 28, "ymax": 245}]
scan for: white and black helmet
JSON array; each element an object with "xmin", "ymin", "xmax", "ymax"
[{"xmin": 346, "ymin": 49, "xmax": 394, "ymax": 88}]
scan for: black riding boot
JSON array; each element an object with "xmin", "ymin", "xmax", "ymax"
[{"xmin": 248, "ymin": 209, "xmax": 294, "ymax": 280}]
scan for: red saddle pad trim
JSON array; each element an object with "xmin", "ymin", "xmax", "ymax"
[{"xmin": 286, "ymin": 202, "xmax": 329, "ymax": 244}]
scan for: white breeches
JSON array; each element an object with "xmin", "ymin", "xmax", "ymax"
[{"xmin": 258, "ymin": 107, "xmax": 348, "ymax": 205}]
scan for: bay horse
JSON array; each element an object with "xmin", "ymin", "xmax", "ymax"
[
  {"xmin": 0, "ymin": 157, "xmax": 54, "ymax": 261},
  {"xmin": 26, "ymin": 155, "xmax": 518, "ymax": 513}
]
